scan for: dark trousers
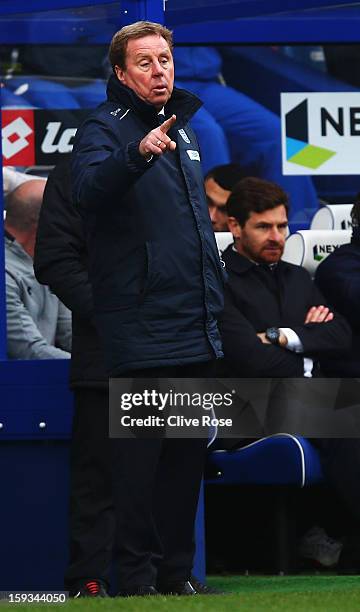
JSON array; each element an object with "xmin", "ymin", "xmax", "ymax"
[
  {"xmin": 312, "ymin": 438, "xmax": 360, "ymax": 522},
  {"xmin": 65, "ymin": 361, "xmax": 212, "ymax": 590},
  {"xmin": 65, "ymin": 387, "xmax": 114, "ymax": 588},
  {"xmin": 111, "ymin": 362, "xmax": 212, "ymax": 588}
]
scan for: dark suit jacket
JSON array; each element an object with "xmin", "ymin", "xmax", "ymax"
[
  {"xmin": 220, "ymin": 245, "xmax": 352, "ymax": 377},
  {"xmin": 34, "ymin": 161, "xmax": 107, "ymax": 388},
  {"xmin": 315, "ymin": 234, "xmax": 360, "ymax": 376}
]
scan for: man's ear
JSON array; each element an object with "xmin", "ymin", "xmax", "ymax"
[
  {"xmin": 114, "ymin": 65, "xmax": 125, "ymax": 84},
  {"xmin": 227, "ymin": 216, "xmax": 242, "ymax": 239}
]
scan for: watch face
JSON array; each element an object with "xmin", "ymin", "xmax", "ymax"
[{"xmin": 266, "ymin": 327, "xmax": 280, "ymax": 344}]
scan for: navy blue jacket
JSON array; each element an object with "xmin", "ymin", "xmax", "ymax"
[
  {"xmin": 315, "ymin": 229, "xmax": 360, "ymax": 376},
  {"xmin": 71, "ymin": 76, "xmax": 224, "ymax": 374}
]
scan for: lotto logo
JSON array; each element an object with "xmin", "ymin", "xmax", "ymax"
[{"xmin": 2, "ymin": 110, "xmax": 35, "ymax": 165}]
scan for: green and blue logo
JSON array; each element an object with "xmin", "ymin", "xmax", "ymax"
[{"xmin": 286, "ymin": 99, "xmax": 336, "ymax": 169}]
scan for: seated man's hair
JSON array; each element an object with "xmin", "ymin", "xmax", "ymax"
[
  {"xmin": 226, "ymin": 176, "xmax": 289, "ymax": 227},
  {"xmin": 205, "ymin": 163, "xmax": 247, "ymax": 191},
  {"xmin": 5, "ymin": 180, "xmax": 45, "ymax": 232}
]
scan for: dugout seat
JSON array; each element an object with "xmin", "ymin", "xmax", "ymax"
[
  {"xmin": 283, "ymin": 229, "xmax": 351, "ymax": 277},
  {"xmin": 206, "ymin": 434, "xmax": 324, "ymax": 573},
  {"xmin": 207, "ymin": 435, "xmax": 323, "ymax": 488},
  {"xmin": 310, "ymin": 204, "xmax": 354, "ymax": 231},
  {"xmin": 5, "ymin": 76, "xmax": 80, "ymax": 108},
  {"xmin": 215, "ymin": 231, "xmax": 233, "ymax": 255},
  {"xmin": 1, "ymin": 85, "xmax": 33, "ymax": 108}
]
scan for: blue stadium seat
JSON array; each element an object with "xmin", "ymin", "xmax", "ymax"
[
  {"xmin": 72, "ymin": 79, "xmax": 106, "ymax": 107},
  {"xmin": 1, "ymin": 86, "xmax": 34, "ymax": 108},
  {"xmin": 206, "ymin": 435, "xmax": 324, "ymax": 572},
  {"xmin": 5, "ymin": 77, "xmax": 80, "ymax": 109},
  {"xmin": 207, "ymin": 434, "xmax": 323, "ymax": 487}
]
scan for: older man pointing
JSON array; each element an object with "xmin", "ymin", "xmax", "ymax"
[{"xmin": 70, "ymin": 21, "xmax": 224, "ymax": 597}]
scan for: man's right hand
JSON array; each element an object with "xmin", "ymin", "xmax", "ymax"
[
  {"xmin": 139, "ymin": 114, "xmax": 177, "ymax": 160},
  {"xmin": 304, "ymin": 305, "xmax": 334, "ymax": 324}
]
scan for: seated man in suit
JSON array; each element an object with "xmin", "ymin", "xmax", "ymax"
[
  {"xmin": 315, "ymin": 197, "xmax": 360, "ymax": 377},
  {"xmin": 219, "ymin": 177, "xmax": 360, "ymax": 571},
  {"xmin": 220, "ymin": 176, "xmax": 351, "ymax": 379}
]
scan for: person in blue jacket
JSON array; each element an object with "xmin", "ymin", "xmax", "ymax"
[
  {"xmin": 71, "ymin": 21, "xmax": 224, "ymax": 597},
  {"xmin": 174, "ymin": 46, "xmax": 318, "ymax": 226}
]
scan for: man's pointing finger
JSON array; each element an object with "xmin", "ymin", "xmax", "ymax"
[{"xmin": 160, "ymin": 114, "xmax": 177, "ymax": 134}]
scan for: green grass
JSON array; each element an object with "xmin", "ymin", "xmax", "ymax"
[{"xmin": 1, "ymin": 576, "xmax": 360, "ymax": 611}]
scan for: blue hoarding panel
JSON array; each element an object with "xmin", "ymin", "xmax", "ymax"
[
  {"xmin": 0, "ymin": 0, "xmax": 118, "ymax": 15},
  {"xmin": 171, "ymin": 10, "xmax": 360, "ymax": 44},
  {"xmin": 0, "ymin": 360, "xmax": 73, "ymax": 440},
  {"xmin": 166, "ymin": 0, "xmax": 358, "ymax": 26}
]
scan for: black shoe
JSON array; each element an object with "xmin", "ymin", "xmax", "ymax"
[
  {"xmin": 117, "ymin": 585, "xmax": 159, "ymax": 597},
  {"xmin": 158, "ymin": 580, "xmax": 197, "ymax": 596},
  {"xmin": 189, "ymin": 575, "xmax": 225, "ymax": 595},
  {"xmin": 70, "ymin": 579, "xmax": 109, "ymax": 598},
  {"xmin": 158, "ymin": 576, "xmax": 224, "ymax": 596}
]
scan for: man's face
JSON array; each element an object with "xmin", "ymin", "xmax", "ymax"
[
  {"xmin": 229, "ymin": 204, "xmax": 288, "ymax": 264},
  {"xmin": 115, "ymin": 34, "xmax": 174, "ymax": 110},
  {"xmin": 205, "ymin": 177, "xmax": 230, "ymax": 232}
]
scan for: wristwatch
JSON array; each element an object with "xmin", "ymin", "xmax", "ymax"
[{"xmin": 265, "ymin": 327, "xmax": 281, "ymax": 345}]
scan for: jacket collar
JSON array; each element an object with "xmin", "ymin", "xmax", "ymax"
[
  {"xmin": 222, "ymin": 244, "xmax": 289, "ymax": 276},
  {"xmin": 4, "ymin": 229, "xmax": 15, "ymax": 242},
  {"xmin": 106, "ymin": 74, "xmax": 202, "ymax": 128},
  {"xmin": 222, "ymin": 244, "xmax": 254, "ymax": 276}
]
